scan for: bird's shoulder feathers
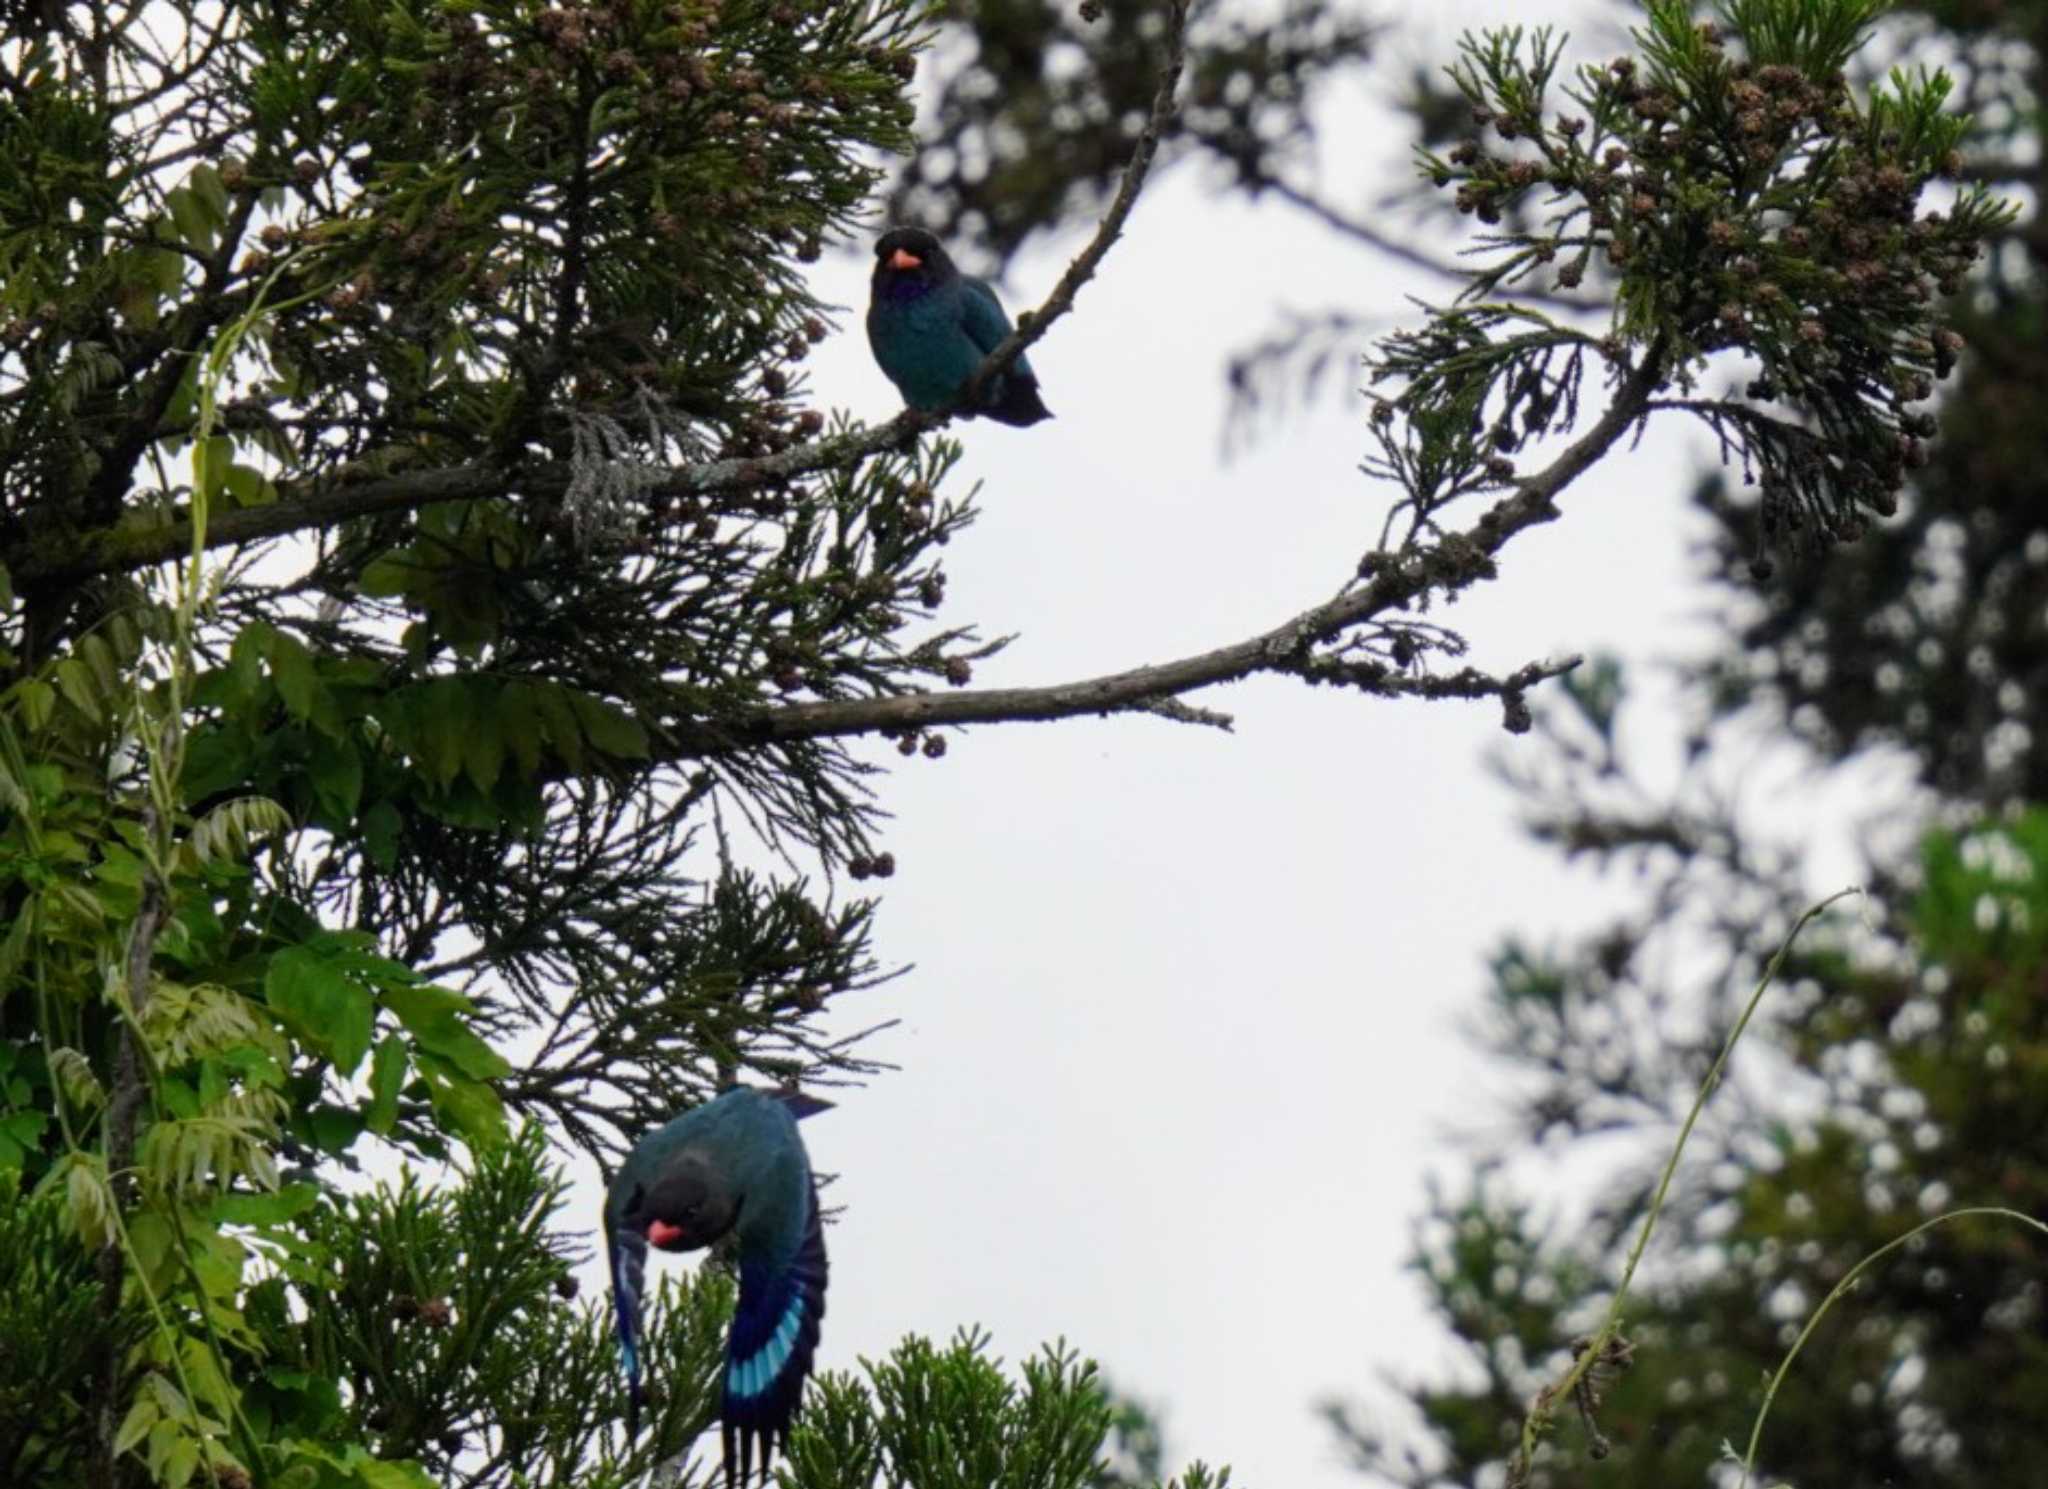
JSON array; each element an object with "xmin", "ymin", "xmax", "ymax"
[{"xmin": 957, "ymin": 275, "xmax": 1019, "ymax": 356}]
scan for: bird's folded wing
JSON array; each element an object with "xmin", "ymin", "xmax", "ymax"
[{"xmin": 959, "ymin": 276, "xmax": 1032, "ymax": 375}]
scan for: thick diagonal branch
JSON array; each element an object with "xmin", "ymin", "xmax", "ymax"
[{"xmin": 662, "ymin": 351, "xmax": 1662, "ymax": 757}]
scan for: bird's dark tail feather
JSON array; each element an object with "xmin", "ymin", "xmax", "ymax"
[
  {"xmin": 983, "ymin": 373, "xmax": 1052, "ymax": 428},
  {"xmin": 721, "ymin": 1420, "xmax": 782, "ymax": 1488}
]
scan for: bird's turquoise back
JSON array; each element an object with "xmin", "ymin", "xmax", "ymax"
[
  {"xmin": 700, "ymin": 1090, "xmax": 812, "ymax": 1268},
  {"xmin": 609, "ymin": 1088, "xmax": 811, "ymax": 1265}
]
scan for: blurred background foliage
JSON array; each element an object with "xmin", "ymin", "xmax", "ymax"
[
  {"xmin": 883, "ymin": 0, "xmax": 1379, "ymax": 275},
  {"xmin": 1284, "ymin": 0, "xmax": 2048, "ymax": 1484}
]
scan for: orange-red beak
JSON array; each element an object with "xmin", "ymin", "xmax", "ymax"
[
  {"xmin": 647, "ymin": 1219, "xmax": 687, "ymax": 1249},
  {"xmin": 887, "ymin": 248, "xmax": 922, "ymax": 271}
]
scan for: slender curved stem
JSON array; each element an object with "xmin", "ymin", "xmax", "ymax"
[
  {"xmin": 1509, "ymin": 884, "xmax": 1866, "ymax": 1486},
  {"xmin": 1739, "ymin": 1205, "xmax": 2048, "ymax": 1487}
]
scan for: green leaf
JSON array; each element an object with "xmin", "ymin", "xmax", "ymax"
[
  {"xmin": 353, "ymin": 1460, "xmax": 437, "ymax": 1489},
  {"xmin": 206, "ymin": 1183, "xmax": 319, "ymax": 1226},
  {"xmin": 362, "ymin": 800, "xmax": 402, "ymax": 871},
  {"xmin": 306, "ymin": 1104, "xmax": 365, "ymax": 1156},
  {"xmin": 227, "ymin": 621, "xmax": 271, "ymax": 702},
  {"xmin": 148, "ymin": 245, "xmax": 184, "ymax": 295},
  {"xmin": 531, "ymin": 682, "xmax": 584, "ymax": 771},
  {"xmin": 311, "ymin": 930, "xmax": 413, "ymax": 986},
  {"xmin": 216, "ymin": 1043, "xmax": 284, "ymax": 1090},
  {"xmin": 308, "ymin": 735, "xmax": 364, "ymax": 824},
  {"xmin": 570, "ymin": 692, "xmax": 649, "ymax": 761},
  {"xmin": 184, "ymin": 1227, "xmax": 246, "ymax": 1302},
  {"xmin": 94, "ymin": 843, "xmax": 146, "ymax": 889},
  {"xmin": 497, "ymin": 681, "xmax": 545, "ymax": 778},
  {"xmin": 114, "ymin": 1394, "xmax": 159, "ymax": 1456},
  {"xmin": 267, "ymin": 630, "xmax": 324, "ymax": 724},
  {"xmin": 165, "ymin": 185, "xmax": 214, "ymax": 251},
  {"xmin": 158, "ymin": 354, "xmax": 200, "ymax": 432},
  {"xmin": 418, "ymin": 1057, "xmax": 505, "ymax": 1146},
  {"xmin": 194, "ymin": 435, "xmax": 233, "ymax": 502},
  {"xmin": 461, "ymin": 682, "xmax": 505, "ymax": 792},
  {"xmin": 53, "ymin": 657, "xmax": 102, "ymax": 721},
  {"xmin": 382, "ymin": 984, "xmax": 510, "ymax": 1080},
  {"xmin": 270, "ymin": 630, "xmax": 342, "ymax": 733},
  {"xmin": 190, "ymin": 795, "xmax": 290, "ymax": 863},
  {"xmin": 358, "ymin": 552, "xmax": 418, "ymax": 600},
  {"xmin": 365, "ymin": 1034, "xmax": 407, "ymax": 1136},
  {"xmin": 163, "ymin": 1433, "xmax": 200, "ymax": 1489},
  {"xmin": 12, "ymin": 676, "xmax": 53, "ymax": 730},
  {"xmin": 265, "ymin": 944, "xmax": 375, "ymax": 1077},
  {"xmin": 116, "ymin": 272, "xmax": 161, "ymax": 331},
  {"xmin": 160, "ymin": 1073, "xmax": 199, "ymax": 1119},
  {"xmin": 49, "ymin": 881, "xmax": 107, "ymax": 924},
  {"xmin": 0, "ymin": 1110, "xmax": 47, "ymax": 1150},
  {"xmin": 406, "ymin": 681, "xmax": 467, "ymax": 788},
  {"xmin": 190, "ymin": 162, "xmax": 229, "ymax": 219},
  {"xmin": 180, "ymin": 726, "xmax": 254, "ymax": 801},
  {"xmin": 0, "ymin": 910, "xmax": 32, "ymax": 987},
  {"xmin": 223, "ymin": 462, "xmax": 277, "ymax": 507},
  {"xmin": 419, "ymin": 776, "xmax": 501, "ymax": 829},
  {"xmin": 59, "ymin": 1151, "xmax": 115, "ymax": 1248},
  {"xmin": 127, "ymin": 1209, "xmax": 174, "ymax": 1288}
]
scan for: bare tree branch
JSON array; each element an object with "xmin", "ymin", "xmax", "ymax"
[
  {"xmin": 1286, "ymin": 652, "xmax": 1585, "ymax": 733},
  {"xmin": 1258, "ymin": 175, "xmax": 1606, "ymax": 317},
  {"xmin": 661, "ymin": 347, "xmax": 1663, "ymax": 756},
  {"xmin": 2, "ymin": 425, "xmax": 922, "ymax": 587}
]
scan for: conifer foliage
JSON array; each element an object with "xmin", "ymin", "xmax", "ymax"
[{"xmin": 0, "ymin": 1, "xmax": 1172, "ymax": 1483}]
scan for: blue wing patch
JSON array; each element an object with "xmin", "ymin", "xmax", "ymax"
[
  {"xmin": 609, "ymin": 1226, "xmax": 651, "ymax": 1435},
  {"xmin": 720, "ymin": 1185, "xmax": 828, "ymax": 1486}
]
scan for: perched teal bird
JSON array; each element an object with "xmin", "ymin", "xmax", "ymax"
[
  {"xmin": 865, "ymin": 227, "xmax": 1053, "ymax": 427},
  {"xmin": 607, "ymin": 1087, "xmax": 831, "ymax": 1486}
]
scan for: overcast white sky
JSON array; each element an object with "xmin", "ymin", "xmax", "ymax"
[{"xmin": 572, "ymin": 4, "xmax": 1900, "ymax": 1486}]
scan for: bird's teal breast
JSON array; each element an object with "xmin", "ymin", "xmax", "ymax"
[{"xmin": 870, "ymin": 295, "xmax": 983, "ymax": 410}]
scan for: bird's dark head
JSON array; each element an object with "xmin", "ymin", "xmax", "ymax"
[
  {"xmin": 629, "ymin": 1149, "xmax": 738, "ymax": 1252},
  {"xmin": 872, "ymin": 226, "xmax": 954, "ymax": 300}
]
